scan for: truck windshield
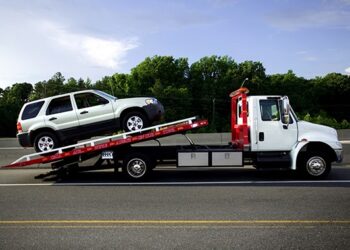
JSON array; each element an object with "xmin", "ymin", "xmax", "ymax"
[{"xmin": 290, "ymin": 107, "xmax": 299, "ymax": 122}]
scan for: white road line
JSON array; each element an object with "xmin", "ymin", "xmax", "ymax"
[
  {"xmin": 1, "ymin": 180, "xmax": 350, "ymax": 187},
  {"xmin": 0, "ymin": 147, "xmax": 26, "ymax": 150}
]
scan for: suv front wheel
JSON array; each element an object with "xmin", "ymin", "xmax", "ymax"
[
  {"xmin": 34, "ymin": 131, "xmax": 60, "ymax": 153},
  {"xmin": 122, "ymin": 111, "xmax": 149, "ymax": 132}
]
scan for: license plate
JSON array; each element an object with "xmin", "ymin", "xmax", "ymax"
[{"xmin": 101, "ymin": 151, "xmax": 114, "ymax": 160}]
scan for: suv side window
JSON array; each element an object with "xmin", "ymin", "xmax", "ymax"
[
  {"xmin": 21, "ymin": 101, "xmax": 45, "ymax": 120},
  {"xmin": 46, "ymin": 96, "xmax": 73, "ymax": 115},
  {"xmin": 259, "ymin": 100, "xmax": 280, "ymax": 121},
  {"xmin": 74, "ymin": 93, "xmax": 109, "ymax": 109}
]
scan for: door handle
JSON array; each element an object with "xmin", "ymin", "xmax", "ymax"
[
  {"xmin": 49, "ymin": 117, "xmax": 57, "ymax": 121},
  {"xmin": 259, "ymin": 132, "xmax": 264, "ymax": 141},
  {"xmin": 80, "ymin": 111, "xmax": 88, "ymax": 115}
]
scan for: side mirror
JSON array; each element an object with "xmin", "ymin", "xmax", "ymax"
[{"xmin": 281, "ymin": 96, "xmax": 290, "ymax": 126}]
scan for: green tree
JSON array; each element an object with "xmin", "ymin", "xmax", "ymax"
[
  {"xmin": 130, "ymin": 55, "xmax": 189, "ymax": 95},
  {"xmin": 0, "ymin": 83, "xmax": 33, "ymax": 136},
  {"xmin": 264, "ymin": 70, "xmax": 311, "ymax": 113},
  {"xmin": 189, "ymin": 56, "xmax": 240, "ymax": 131},
  {"xmin": 128, "ymin": 56, "xmax": 191, "ymax": 121}
]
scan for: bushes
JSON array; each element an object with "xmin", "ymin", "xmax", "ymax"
[{"xmin": 302, "ymin": 112, "xmax": 350, "ymax": 129}]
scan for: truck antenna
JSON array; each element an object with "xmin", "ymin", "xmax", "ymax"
[{"xmin": 240, "ymin": 78, "xmax": 249, "ymax": 88}]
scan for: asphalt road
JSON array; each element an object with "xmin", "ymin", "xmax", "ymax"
[
  {"xmin": 0, "ymin": 167, "xmax": 350, "ymax": 249},
  {"xmin": 0, "ymin": 133, "xmax": 350, "ymax": 249}
]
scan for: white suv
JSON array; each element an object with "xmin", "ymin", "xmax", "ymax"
[{"xmin": 17, "ymin": 90, "xmax": 164, "ymax": 152}]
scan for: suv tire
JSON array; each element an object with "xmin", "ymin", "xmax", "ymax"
[
  {"xmin": 34, "ymin": 131, "xmax": 60, "ymax": 153},
  {"xmin": 122, "ymin": 111, "xmax": 149, "ymax": 132}
]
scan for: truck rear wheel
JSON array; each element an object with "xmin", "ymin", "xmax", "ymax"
[
  {"xmin": 123, "ymin": 153, "xmax": 153, "ymax": 180},
  {"xmin": 299, "ymin": 151, "xmax": 331, "ymax": 179}
]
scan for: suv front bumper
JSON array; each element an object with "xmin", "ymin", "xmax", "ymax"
[{"xmin": 143, "ymin": 103, "xmax": 165, "ymax": 121}]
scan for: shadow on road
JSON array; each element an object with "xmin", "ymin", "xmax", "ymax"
[{"xmin": 37, "ymin": 166, "xmax": 350, "ymax": 187}]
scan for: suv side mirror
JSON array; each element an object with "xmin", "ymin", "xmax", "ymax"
[{"xmin": 281, "ymin": 96, "xmax": 290, "ymax": 127}]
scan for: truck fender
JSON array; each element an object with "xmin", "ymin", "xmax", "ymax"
[
  {"xmin": 290, "ymin": 141, "xmax": 308, "ymax": 170},
  {"xmin": 290, "ymin": 140, "xmax": 338, "ymax": 170}
]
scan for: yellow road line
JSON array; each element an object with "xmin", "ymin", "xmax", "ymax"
[
  {"xmin": 0, "ymin": 220, "xmax": 349, "ymax": 224},
  {"xmin": 0, "ymin": 225, "xmax": 316, "ymax": 229}
]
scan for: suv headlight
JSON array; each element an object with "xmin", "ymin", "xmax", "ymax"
[{"xmin": 145, "ymin": 98, "xmax": 158, "ymax": 105}]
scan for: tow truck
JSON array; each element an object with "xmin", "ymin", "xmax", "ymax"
[{"xmin": 2, "ymin": 87, "xmax": 343, "ymax": 180}]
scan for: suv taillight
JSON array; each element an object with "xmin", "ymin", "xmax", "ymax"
[{"xmin": 17, "ymin": 122, "xmax": 23, "ymax": 133}]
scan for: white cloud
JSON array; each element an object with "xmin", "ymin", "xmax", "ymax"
[
  {"xmin": 345, "ymin": 67, "xmax": 350, "ymax": 74},
  {"xmin": 266, "ymin": 10, "xmax": 350, "ymax": 31},
  {"xmin": 304, "ymin": 56, "xmax": 318, "ymax": 62},
  {"xmin": 296, "ymin": 51, "xmax": 318, "ymax": 62},
  {"xmin": 0, "ymin": 10, "xmax": 139, "ymax": 88},
  {"xmin": 41, "ymin": 21, "xmax": 138, "ymax": 69}
]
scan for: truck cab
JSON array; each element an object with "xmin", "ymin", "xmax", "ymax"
[{"xmin": 233, "ymin": 88, "xmax": 343, "ymax": 178}]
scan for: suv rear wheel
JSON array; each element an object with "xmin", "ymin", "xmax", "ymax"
[{"xmin": 34, "ymin": 132, "xmax": 60, "ymax": 153}]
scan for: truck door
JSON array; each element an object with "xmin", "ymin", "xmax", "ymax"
[{"xmin": 256, "ymin": 98, "xmax": 297, "ymax": 151}]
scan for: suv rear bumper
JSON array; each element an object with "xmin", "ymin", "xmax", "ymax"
[{"xmin": 17, "ymin": 133, "xmax": 32, "ymax": 147}]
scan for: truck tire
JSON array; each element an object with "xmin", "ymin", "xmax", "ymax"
[
  {"xmin": 34, "ymin": 131, "xmax": 60, "ymax": 153},
  {"xmin": 123, "ymin": 153, "xmax": 153, "ymax": 180},
  {"xmin": 299, "ymin": 151, "xmax": 331, "ymax": 179},
  {"xmin": 122, "ymin": 111, "xmax": 149, "ymax": 132}
]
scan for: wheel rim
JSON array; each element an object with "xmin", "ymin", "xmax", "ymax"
[
  {"xmin": 126, "ymin": 116, "xmax": 144, "ymax": 131},
  {"xmin": 306, "ymin": 156, "xmax": 326, "ymax": 176},
  {"xmin": 126, "ymin": 158, "xmax": 146, "ymax": 178},
  {"xmin": 38, "ymin": 136, "xmax": 55, "ymax": 152}
]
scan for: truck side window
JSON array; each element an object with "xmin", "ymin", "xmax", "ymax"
[
  {"xmin": 260, "ymin": 100, "xmax": 280, "ymax": 121},
  {"xmin": 75, "ymin": 93, "xmax": 109, "ymax": 109},
  {"xmin": 46, "ymin": 96, "xmax": 73, "ymax": 115}
]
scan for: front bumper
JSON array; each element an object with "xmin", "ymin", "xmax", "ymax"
[
  {"xmin": 335, "ymin": 149, "xmax": 343, "ymax": 163},
  {"xmin": 17, "ymin": 132, "xmax": 32, "ymax": 147},
  {"xmin": 143, "ymin": 103, "xmax": 165, "ymax": 121}
]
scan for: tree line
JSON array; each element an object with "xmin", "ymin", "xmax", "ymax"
[{"xmin": 0, "ymin": 55, "xmax": 349, "ymax": 137}]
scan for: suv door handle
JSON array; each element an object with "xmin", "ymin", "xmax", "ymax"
[
  {"xmin": 80, "ymin": 111, "xmax": 88, "ymax": 115},
  {"xmin": 49, "ymin": 117, "xmax": 57, "ymax": 121}
]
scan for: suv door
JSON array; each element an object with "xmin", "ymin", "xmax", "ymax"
[
  {"xmin": 74, "ymin": 92, "xmax": 115, "ymax": 134},
  {"xmin": 44, "ymin": 95, "xmax": 79, "ymax": 139}
]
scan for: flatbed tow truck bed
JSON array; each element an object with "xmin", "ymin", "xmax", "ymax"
[{"xmin": 1, "ymin": 117, "xmax": 208, "ymax": 170}]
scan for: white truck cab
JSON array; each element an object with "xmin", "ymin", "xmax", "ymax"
[{"xmin": 235, "ymin": 91, "xmax": 342, "ymax": 177}]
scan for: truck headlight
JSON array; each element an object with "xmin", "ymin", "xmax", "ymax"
[{"xmin": 145, "ymin": 98, "xmax": 158, "ymax": 105}]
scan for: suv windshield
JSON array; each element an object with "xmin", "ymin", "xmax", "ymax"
[{"xmin": 95, "ymin": 90, "xmax": 117, "ymax": 100}]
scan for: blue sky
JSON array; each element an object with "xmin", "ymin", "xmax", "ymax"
[{"xmin": 0, "ymin": 0, "xmax": 349, "ymax": 88}]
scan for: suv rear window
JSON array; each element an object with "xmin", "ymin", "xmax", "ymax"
[
  {"xmin": 46, "ymin": 96, "xmax": 73, "ymax": 115},
  {"xmin": 21, "ymin": 101, "xmax": 45, "ymax": 120}
]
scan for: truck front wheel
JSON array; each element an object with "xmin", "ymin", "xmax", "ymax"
[
  {"xmin": 123, "ymin": 153, "xmax": 153, "ymax": 180},
  {"xmin": 299, "ymin": 151, "xmax": 331, "ymax": 179}
]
